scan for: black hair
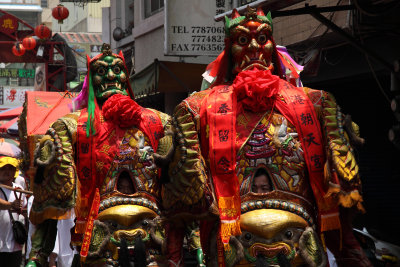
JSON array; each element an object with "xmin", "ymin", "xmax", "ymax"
[{"xmin": 254, "ymin": 168, "xmax": 269, "ymax": 178}]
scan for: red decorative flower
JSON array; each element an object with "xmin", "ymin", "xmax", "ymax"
[
  {"xmin": 102, "ymin": 94, "xmax": 142, "ymax": 128},
  {"xmin": 232, "ymin": 68, "xmax": 280, "ymax": 112}
]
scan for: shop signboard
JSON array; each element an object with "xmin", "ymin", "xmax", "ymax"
[
  {"xmin": 0, "ymin": 86, "xmax": 34, "ymax": 108},
  {"xmin": 0, "ymin": 68, "xmax": 35, "ymax": 79},
  {"xmin": 164, "ymin": 0, "xmax": 231, "ymax": 56}
]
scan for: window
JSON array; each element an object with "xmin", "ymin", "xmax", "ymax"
[
  {"xmin": 125, "ymin": 0, "xmax": 134, "ymax": 33},
  {"xmin": 41, "ymin": 0, "xmax": 48, "ymax": 8},
  {"xmin": 239, "ymin": 0, "xmax": 257, "ymax": 6},
  {"xmin": 144, "ymin": 0, "xmax": 164, "ymax": 18},
  {"xmin": 0, "ymin": 87, "xmax": 3, "ymax": 105},
  {"xmin": 9, "ymin": 77, "xmax": 19, "ymax": 86}
]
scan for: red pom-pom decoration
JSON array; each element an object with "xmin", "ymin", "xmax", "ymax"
[{"xmin": 102, "ymin": 94, "xmax": 142, "ymax": 128}]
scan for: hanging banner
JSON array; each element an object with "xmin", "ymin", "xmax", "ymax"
[
  {"xmin": 0, "ymin": 68, "xmax": 35, "ymax": 79},
  {"xmin": 0, "ymin": 14, "xmax": 18, "ymax": 35},
  {"xmin": 0, "ymin": 86, "xmax": 34, "ymax": 108},
  {"xmin": 164, "ymin": 0, "xmax": 231, "ymax": 56}
]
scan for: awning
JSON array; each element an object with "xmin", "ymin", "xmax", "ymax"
[
  {"xmin": 0, "ymin": 117, "xmax": 18, "ymax": 135},
  {"xmin": 58, "ymin": 32, "xmax": 103, "ymax": 44},
  {"xmin": 0, "ymin": 4, "xmax": 43, "ymax": 12},
  {"xmin": 0, "ymin": 107, "xmax": 23, "ymax": 120},
  {"xmin": 130, "ymin": 59, "xmax": 207, "ymax": 99},
  {"xmin": 0, "ymin": 107, "xmax": 23, "ymax": 136},
  {"xmin": 23, "ymin": 91, "xmax": 78, "ymax": 136}
]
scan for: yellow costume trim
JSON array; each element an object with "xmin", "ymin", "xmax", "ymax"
[
  {"xmin": 338, "ymin": 190, "xmax": 365, "ymax": 212},
  {"xmin": 240, "ymin": 209, "xmax": 308, "ymax": 240},
  {"xmin": 221, "ymin": 220, "xmax": 241, "ymax": 250},
  {"xmin": 98, "ymin": 205, "xmax": 157, "ymax": 227},
  {"xmin": 29, "ymin": 207, "xmax": 73, "ymax": 225}
]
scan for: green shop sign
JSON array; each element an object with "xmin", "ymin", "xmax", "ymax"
[{"xmin": 0, "ymin": 68, "xmax": 35, "ymax": 78}]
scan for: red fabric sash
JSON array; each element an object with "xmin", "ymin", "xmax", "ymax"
[
  {"xmin": 76, "ymin": 109, "xmax": 97, "ymax": 234},
  {"xmin": 76, "ymin": 109, "xmax": 123, "ymax": 235},
  {"xmin": 80, "ymin": 188, "xmax": 100, "ymax": 262},
  {"xmin": 139, "ymin": 108, "xmax": 164, "ymax": 151},
  {"xmin": 75, "ymin": 106, "xmax": 163, "ymax": 244},
  {"xmin": 200, "ymin": 85, "xmax": 241, "ymax": 250},
  {"xmin": 277, "ymin": 52, "xmax": 300, "ymax": 80},
  {"xmin": 277, "ymin": 82, "xmax": 340, "ymax": 232},
  {"xmin": 200, "ymin": 69, "xmax": 340, "ymax": 259}
]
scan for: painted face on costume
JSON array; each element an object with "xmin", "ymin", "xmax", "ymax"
[
  {"xmin": 230, "ymin": 20, "xmax": 274, "ymax": 74},
  {"xmin": 90, "ymin": 55, "xmax": 128, "ymax": 101}
]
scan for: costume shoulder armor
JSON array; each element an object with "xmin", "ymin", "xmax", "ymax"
[
  {"xmin": 30, "ymin": 111, "xmax": 80, "ymax": 225},
  {"xmin": 306, "ymin": 88, "xmax": 364, "ymax": 210},
  {"xmin": 162, "ymin": 92, "xmax": 212, "ymax": 216}
]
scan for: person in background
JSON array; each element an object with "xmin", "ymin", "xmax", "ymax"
[
  {"xmin": 26, "ymin": 196, "xmax": 75, "ymax": 267},
  {"xmin": 116, "ymin": 172, "xmax": 135, "ymax": 195},
  {"xmin": 0, "ymin": 156, "xmax": 27, "ymax": 267},
  {"xmin": 48, "ymin": 217, "xmax": 76, "ymax": 267},
  {"xmin": 251, "ymin": 168, "xmax": 273, "ymax": 193},
  {"xmin": 14, "ymin": 171, "xmax": 27, "ymax": 190}
]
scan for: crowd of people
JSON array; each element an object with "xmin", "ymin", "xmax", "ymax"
[
  {"xmin": 0, "ymin": 153, "xmax": 76, "ymax": 267},
  {"xmin": 0, "ymin": 156, "xmax": 26, "ymax": 267}
]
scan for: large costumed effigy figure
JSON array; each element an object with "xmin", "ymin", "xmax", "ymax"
[
  {"xmin": 25, "ymin": 44, "xmax": 172, "ymax": 267},
  {"xmin": 162, "ymin": 6, "xmax": 372, "ymax": 267}
]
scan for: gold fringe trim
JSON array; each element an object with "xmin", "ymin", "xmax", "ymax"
[
  {"xmin": 219, "ymin": 196, "xmax": 240, "ymax": 218},
  {"xmin": 221, "ymin": 220, "xmax": 241, "ymax": 251},
  {"xmin": 338, "ymin": 190, "xmax": 364, "ymax": 209},
  {"xmin": 324, "ymin": 186, "xmax": 365, "ymax": 212},
  {"xmin": 219, "ymin": 196, "xmax": 236, "ymax": 209}
]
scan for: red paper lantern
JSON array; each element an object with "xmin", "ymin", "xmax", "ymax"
[
  {"xmin": 52, "ymin": 4, "xmax": 69, "ymax": 24},
  {"xmin": 34, "ymin": 24, "xmax": 51, "ymax": 39},
  {"xmin": 12, "ymin": 43, "xmax": 26, "ymax": 57},
  {"xmin": 22, "ymin": 36, "xmax": 36, "ymax": 50}
]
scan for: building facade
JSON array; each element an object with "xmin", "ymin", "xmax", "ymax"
[
  {"xmin": 0, "ymin": 0, "xmax": 42, "ymax": 108},
  {"xmin": 41, "ymin": 0, "xmax": 109, "ymax": 88}
]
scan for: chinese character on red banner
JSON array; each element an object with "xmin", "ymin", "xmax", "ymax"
[{"xmin": 0, "ymin": 14, "xmax": 18, "ymax": 35}]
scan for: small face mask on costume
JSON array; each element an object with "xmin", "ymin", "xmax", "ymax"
[
  {"xmin": 90, "ymin": 55, "xmax": 128, "ymax": 101},
  {"xmin": 226, "ymin": 6, "xmax": 275, "ymax": 75}
]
